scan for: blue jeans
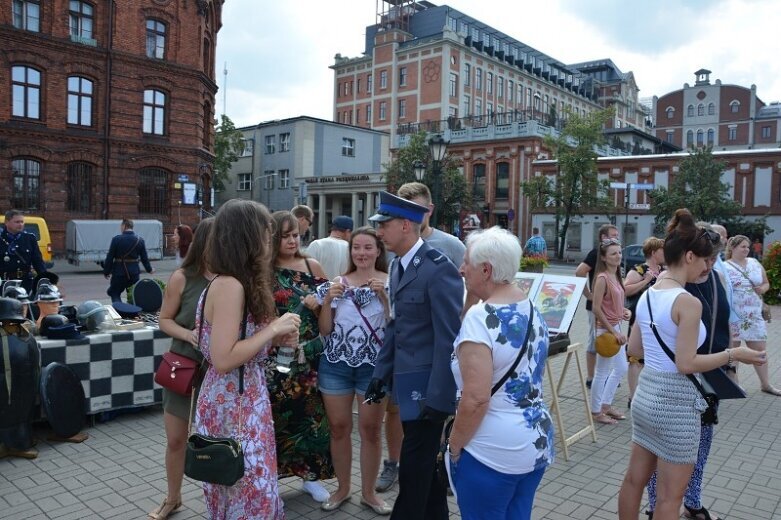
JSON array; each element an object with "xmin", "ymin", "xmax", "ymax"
[{"xmin": 452, "ymin": 449, "xmax": 545, "ymax": 520}]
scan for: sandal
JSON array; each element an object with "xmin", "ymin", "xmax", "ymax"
[
  {"xmin": 591, "ymin": 413, "xmax": 617, "ymax": 425},
  {"xmin": 148, "ymin": 497, "xmax": 183, "ymax": 520},
  {"xmin": 761, "ymin": 386, "xmax": 781, "ymax": 396},
  {"xmin": 684, "ymin": 504, "xmax": 720, "ymax": 520},
  {"xmin": 603, "ymin": 407, "xmax": 626, "ymax": 420}
]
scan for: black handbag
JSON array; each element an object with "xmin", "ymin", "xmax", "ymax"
[
  {"xmin": 436, "ymin": 301, "xmax": 535, "ymax": 488},
  {"xmin": 184, "ymin": 286, "xmax": 248, "ymax": 486}
]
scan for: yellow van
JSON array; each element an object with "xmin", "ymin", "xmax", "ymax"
[{"xmin": 0, "ymin": 215, "xmax": 54, "ymax": 268}]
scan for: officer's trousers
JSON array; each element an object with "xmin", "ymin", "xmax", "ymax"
[{"xmin": 107, "ymin": 273, "xmax": 139, "ymax": 302}]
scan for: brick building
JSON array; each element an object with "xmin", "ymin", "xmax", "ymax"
[{"xmin": 0, "ymin": 0, "xmax": 222, "ymax": 254}]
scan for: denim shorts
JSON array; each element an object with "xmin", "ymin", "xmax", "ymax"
[{"xmin": 318, "ymin": 358, "xmax": 375, "ymax": 396}]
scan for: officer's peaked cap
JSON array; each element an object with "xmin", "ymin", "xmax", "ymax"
[{"xmin": 369, "ymin": 191, "xmax": 428, "ymax": 224}]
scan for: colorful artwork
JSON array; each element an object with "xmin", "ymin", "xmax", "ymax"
[
  {"xmin": 513, "ymin": 272, "xmax": 542, "ymax": 300},
  {"xmin": 530, "ymin": 275, "xmax": 587, "ymax": 333}
]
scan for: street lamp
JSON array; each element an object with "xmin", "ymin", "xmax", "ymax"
[
  {"xmin": 428, "ymin": 134, "xmax": 449, "ymax": 228},
  {"xmin": 413, "ymin": 160, "xmax": 426, "ymax": 182}
]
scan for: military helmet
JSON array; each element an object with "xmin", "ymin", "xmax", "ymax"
[
  {"xmin": 33, "ymin": 282, "xmax": 63, "ymax": 304},
  {"xmin": 2, "ymin": 282, "xmax": 31, "ymax": 303},
  {"xmin": 0, "ymin": 297, "xmax": 27, "ymax": 323},
  {"xmin": 76, "ymin": 301, "xmax": 111, "ymax": 332},
  {"xmin": 39, "ymin": 314, "xmax": 70, "ymax": 338}
]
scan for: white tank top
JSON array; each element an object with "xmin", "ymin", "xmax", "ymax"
[{"xmin": 636, "ymin": 286, "xmax": 707, "ymax": 373}]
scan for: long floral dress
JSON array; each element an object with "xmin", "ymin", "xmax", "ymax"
[
  {"xmin": 194, "ymin": 298, "xmax": 284, "ymax": 519},
  {"xmin": 265, "ymin": 267, "xmax": 333, "ymax": 480},
  {"xmin": 725, "ymin": 258, "xmax": 767, "ymax": 341}
]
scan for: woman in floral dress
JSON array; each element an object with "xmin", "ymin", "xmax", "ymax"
[
  {"xmin": 725, "ymin": 235, "xmax": 781, "ymax": 395},
  {"xmin": 266, "ymin": 211, "xmax": 334, "ymax": 502},
  {"xmin": 194, "ymin": 199, "xmax": 301, "ymax": 519}
]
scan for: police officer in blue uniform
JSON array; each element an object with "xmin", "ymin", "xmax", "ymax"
[
  {"xmin": 0, "ymin": 210, "xmax": 48, "ymax": 295},
  {"xmin": 365, "ymin": 191, "xmax": 464, "ymax": 520},
  {"xmin": 103, "ymin": 219, "xmax": 154, "ymax": 302}
]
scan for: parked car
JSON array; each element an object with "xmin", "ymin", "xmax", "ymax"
[{"xmin": 622, "ymin": 244, "xmax": 645, "ymax": 273}]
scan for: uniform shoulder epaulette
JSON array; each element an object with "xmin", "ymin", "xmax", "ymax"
[{"xmin": 426, "ymin": 249, "xmax": 447, "ymax": 264}]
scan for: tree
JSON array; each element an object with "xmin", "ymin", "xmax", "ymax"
[
  {"xmin": 649, "ymin": 147, "xmax": 742, "ymax": 228},
  {"xmin": 521, "ymin": 108, "xmax": 616, "ymax": 259},
  {"xmin": 212, "ymin": 114, "xmax": 244, "ymax": 191},
  {"xmin": 383, "ymin": 131, "xmax": 470, "ymax": 230}
]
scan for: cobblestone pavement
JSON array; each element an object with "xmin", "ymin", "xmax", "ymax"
[{"xmin": 2, "ymin": 275, "xmax": 780, "ymax": 519}]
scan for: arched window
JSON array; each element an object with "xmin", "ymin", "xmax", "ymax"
[
  {"xmin": 707, "ymin": 128, "xmax": 715, "ymax": 145},
  {"xmin": 138, "ymin": 167, "xmax": 168, "ymax": 214},
  {"xmin": 666, "ymin": 107, "xmax": 675, "ymax": 119},
  {"xmin": 686, "ymin": 130, "xmax": 694, "ymax": 146},
  {"xmin": 11, "ymin": 65, "xmax": 41, "ymax": 119},
  {"xmin": 11, "ymin": 157, "xmax": 41, "ymax": 210},
  {"xmin": 495, "ymin": 162, "xmax": 510, "ymax": 199},
  {"xmin": 473, "ymin": 164, "xmax": 486, "ymax": 200},
  {"xmin": 708, "ymin": 103, "xmax": 715, "ymax": 115},
  {"xmin": 696, "ymin": 129, "xmax": 704, "ymax": 146},
  {"xmin": 67, "ymin": 162, "xmax": 93, "ymax": 212},
  {"xmin": 145, "ymin": 19, "xmax": 167, "ymax": 59},
  {"xmin": 67, "ymin": 76, "xmax": 93, "ymax": 126},
  {"xmin": 730, "ymin": 100, "xmax": 740, "ymax": 113},
  {"xmin": 143, "ymin": 89, "xmax": 166, "ymax": 135},
  {"xmin": 203, "ymin": 37, "xmax": 211, "ymax": 75},
  {"xmin": 697, "ymin": 104, "xmax": 704, "ymax": 116},
  {"xmin": 687, "ymin": 104, "xmax": 694, "ymax": 117}
]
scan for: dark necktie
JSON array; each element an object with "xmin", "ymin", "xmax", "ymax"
[{"xmin": 397, "ymin": 260, "xmax": 405, "ymax": 283}]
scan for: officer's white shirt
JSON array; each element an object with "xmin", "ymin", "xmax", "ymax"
[{"xmin": 398, "ymin": 238, "xmax": 425, "ymax": 271}]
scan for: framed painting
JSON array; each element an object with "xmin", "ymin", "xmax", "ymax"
[
  {"xmin": 532, "ymin": 275, "xmax": 587, "ymax": 333},
  {"xmin": 513, "ymin": 272, "xmax": 543, "ymax": 301}
]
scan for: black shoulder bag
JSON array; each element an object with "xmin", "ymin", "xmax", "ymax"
[
  {"xmin": 184, "ymin": 287, "xmax": 248, "ymax": 486},
  {"xmin": 436, "ymin": 300, "xmax": 535, "ymax": 487},
  {"xmin": 644, "ymin": 294, "xmax": 719, "ymax": 425}
]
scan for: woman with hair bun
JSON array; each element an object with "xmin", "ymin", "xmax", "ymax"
[{"xmin": 618, "ymin": 209, "xmax": 766, "ymax": 520}]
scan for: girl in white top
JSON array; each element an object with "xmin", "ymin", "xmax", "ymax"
[{"xmin": 618, "ymin": 209, "xmax": 766, "ymax": 520}]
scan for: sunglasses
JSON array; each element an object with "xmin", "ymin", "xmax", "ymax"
[
  {"xmin": 697, "ymin": 228, "xmax": 720, "ymax": 245},
  {"xmin": 601, "ymin": 238, "xmax": 622, "ymax": 247}
]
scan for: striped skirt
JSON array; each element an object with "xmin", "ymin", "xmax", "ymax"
[{"xmin": 631, "ymin": 367, "xmax": 707, "ymax": 464}]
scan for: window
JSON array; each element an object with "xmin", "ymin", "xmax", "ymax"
[
  {"xmin": 687, "ymin": 104, "xmax": 694, "ymax": 117},
  {"xmin": 696, "ymin": 129, "xmax": 704, "ymax": 146},
  {"xmin": 686, "ymin": 130, "xmax": 694, "ymax": 146},
  {"xmin": 666, "ymin": 130, "xmax": 674, "ymax": 143},
  {"xmin": 11, "ymin": 66, "xmax": 41, "ymax": 119},
  {"xmin": 472, "ymin": 164, "xmax": 486, "ymax": 200},
  {"xmin": 666, "ymin": 107, "xmax": 674, "ymax": 119},
  {"xmin": 475, "ymin": 68, "xmax": 482, "ymax": 90},
  {"xmin": 508, "ymin": 80, "xmax": 514, "ymax": 102},
  {"xmin": 11, "ymin": 158, "xmax": 41, "ymax": 210},
  {"xmin": 398, "ymin": 98, "xmax": 406, "ymax": 119},
  {"xmin": 463, "ymin": 95, "xmax": 471, "ymax": 117},
  {"xmin": 342, "ymin": 138, "xmax": 355, "ymax": 157},
  {"xmin": 728, "ymin": 126, "xmax": 737, "ymax": 141},
  {"xmin": 356, "ymin": 78, "xmax": 361, "ymax": 93},
  {"xmin": 707, "ymin": 129, "xmax": 715, "ymax": 145},
  {"xmin": 69, "ymin": 1, "xmax": 93, "ymax": 42},
  {"xmin": 399, "ymin": 67, "xmax": 407, "ymax": 87},
  {"xmin": 12, "ymin": 0, "xmax": 40, "ymax": 32},
  {"xmin": 497, "ymin": 77, "xmax": 503, "ymax": 99},
  {"xmin": 708, "ymin": 103, "xmax": 715, "ymax": 115},
  {"xmin": 366, "ymin": 104, "xmax": 372, "ymax": 123},
  {"xmin": 264, "ymin": 171, "xmax": 275, "ymax": 190},
  {"xmin": 146, "ymin": 19, "xmax": 166, "ymax": 59},
  {"xmin": 379, "ymin": 101, "xmax": 386, "ymax": 121},
  {"xmin": 449, "ymin": 73, "xmax": 457, "ymax": 97},
  {"xmin": 264, "ymin": 135, "xmax": 275, "ymax": 154},
  {"xmin": 367, "ymin": 74, "xmax": 373, "ymax": 93},
  {"xmin": 240, "ymin": 139, "xmax": 253, "ymax": 157},
  {"xmin": 67, "ymin": 76, "xmax": 93, "ymax": 126},
  {"xmin": 66, "ymin": 162, "xmax": 93, "ymax": 212},
  {"xmin": 143, "ymin": 89, "xmax": 166, "ymax": 135},
  {"xmin": 237, "ymin": 173, "xmax": 251, "ymax": 191},
  {"xmin": 475, "ymin": 99, "xmax": 482, "ymax": 118},
  {"xmin": 138, "ymin": 168, "xmax": 168, "ymax": 214},
  {"xmin": 762, "ymin": 126, "xmax": 771, "ymax": 139},
  {"xmin": 202, "ymin": 101, "xmax": 211, "ymax": 148},
  {"xmin": 380, "ymin": 70, "xmax": 387, "ymax": 89},
  {"xmin": 486, "ymin": 72, "xmax": 493, "ymax": 94},
  {"xmin": 464, "ymin": 63, "xmax": 471, "ymax": 87},
  {"xmin": 279, "ymin": 169, "xmax": 290, "ymax": 189},
  {"xmin": 697, "ymin": 104, "xmax": 704, "ymax": 116},
  {"xmin": 730, "ymin": 100, "xmax": 740, "ymax": 113},
  {"xmin": 279, "ymin": 132, "xmax": 290, "ymax": 152},
  {"xmin": 495, "ymin": 162, "xmax": 509, "ymax": 199}
]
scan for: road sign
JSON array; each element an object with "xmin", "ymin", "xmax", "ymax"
[
  {"xmin": 507, "ymin": 209, "xmax": 515, "ymax": 221},
  {"xmin": 629, "ymin": 203, "xmax": 651, "ymax": 210},
  {"xmin": 632, "ymin": 183, "xmax": 655, "ymax": 190},
  {"xmin": 177, "ymin": 174, "xmax": 190, "ymax": 182},
  {"xmin": 610, "ymin": 182, "xmax": 627, "ymax": 189}
]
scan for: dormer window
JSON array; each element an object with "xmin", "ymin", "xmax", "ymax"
[{"xmin": 730, "ymin": 100, "xmax": 740, "ymax": 113}]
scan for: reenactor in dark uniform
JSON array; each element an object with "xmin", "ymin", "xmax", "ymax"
[
  {"xmin": 365, "ymin": 191, "xmax": 464, "ymax": 520},
  {"xmin": 103, "ymin": 219, "xmax": 154, "ymax": 302},
  {"xmin": 0, "ymin": 210, "xmax": 49, "ymax": 295}
]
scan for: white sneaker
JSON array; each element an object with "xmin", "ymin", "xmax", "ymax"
[{"xmin": 302, "ymin": 480, "xmax": 330, "ymax": 503}]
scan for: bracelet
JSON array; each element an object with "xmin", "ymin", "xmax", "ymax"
[{"xmin": 726, "ymin": 348, "xmax": 734, "ymax": 367}]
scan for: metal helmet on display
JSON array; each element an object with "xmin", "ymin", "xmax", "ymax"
[
  {"xmin": 2, "ymin": 281, "xmax": 31, "ymax": 304},
  {"xmin": 33, "ymin": 281, "xmax": 63, "ymax": 304},
  {"xmin": 39, "ymin": 314, "xmax": 70, "ymax": 338},
  {"xmin": 76, "ymin": 301, "xmax": 111, "ymax": 332},
  {"xmin": 0, "ymin": 297, "xmax": 27, "ymax": 323}
]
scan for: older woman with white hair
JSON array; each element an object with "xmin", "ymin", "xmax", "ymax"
[{"xmin": 447, "ymin": 227, "xmax": 554, "ymax": 520}]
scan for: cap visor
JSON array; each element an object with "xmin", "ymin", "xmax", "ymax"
[{"xmin": 369, "ymin": 213, "xmax": 394, "ymax": 222}]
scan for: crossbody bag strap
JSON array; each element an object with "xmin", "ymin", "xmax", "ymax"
[
  {"xmin": 728, "ymin": 260, "xmax": 758, "ymax": 288},
  {"xmin": 490, "ymin": 300, "xmax": 535, "ymax": 396},
  {"xmin": 644, "ymin": 292, "xmax": 709, "ymax": 399},
  {"xmin": 708, "ymin": 271, "xmax": 718, "ymax": 354}
]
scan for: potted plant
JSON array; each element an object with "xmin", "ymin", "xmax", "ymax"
[{"xmin": 520, "ymin": 253, "xmax": 549, "ymax": 273}]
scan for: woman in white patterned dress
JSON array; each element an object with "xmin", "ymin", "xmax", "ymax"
[{"xmin": 724, "ymin": 235, "xmax": 781, "ymax": 395}]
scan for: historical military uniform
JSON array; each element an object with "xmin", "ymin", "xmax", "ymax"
[
  {"xmin": 0, "ymin": 226, "xmax": 46, "ymax": 295},
  {"xmin": 368, "ymin": 191, "xmax": 464, "ymax": 520},
  {"xmin": 103, "ymin": 229, "xmax": 153, "ymax": 302}
]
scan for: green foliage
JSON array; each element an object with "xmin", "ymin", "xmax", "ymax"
[
  {"xmin": 212, "ymin": 114, "xmax": 245, "ymax": 191},
  {"xmin": 521, "ymin": 107, "xmax": 616, "ymax": 259},
  {"xmin": 520, "ymin": 253, "xmax": 548, "ymax": 271},
  {"xmin": 649, "ymin": 147, "xmax": 742, "ymax": 226},
  {"xmin": 722, "ymin": 215, "xmax": 774, "ymax": 240},
  {"xmin": 383, "ymin": 131, "xmax": 470, "ymax": 228},
  {"xmin": 762, "ymin": 241, "xmax": 781, "ymax": 305},
  {"xmin": 125, "ymin": 278, "xmax": 167, "ymax": 304}
]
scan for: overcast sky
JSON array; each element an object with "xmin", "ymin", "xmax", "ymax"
[{"xmin": 214, "ymin": 0, "xmax": 781, "ymax": 128}]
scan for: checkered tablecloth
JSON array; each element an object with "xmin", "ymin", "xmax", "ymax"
[{"xmin": 37, "ymin": 327, "xmax": 170, "ymax": 414}]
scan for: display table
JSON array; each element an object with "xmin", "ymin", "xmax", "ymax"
[
  {"xmin": 545, "ymin": 342, "xmax": 597, "ymax": 461},
  {"xmin": 37, "ymin": 327, "xmax": 170, "ymax": 414}
]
